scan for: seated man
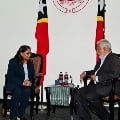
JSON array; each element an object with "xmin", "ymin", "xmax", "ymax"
[{"xmin": 75, "ymin": 39, "xmax": 120, "ymax": 120}]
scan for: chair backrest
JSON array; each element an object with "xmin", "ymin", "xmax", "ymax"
[
  {"xmin": 5, "ymin": 74, "xmax": 8, "ymax": 85},
  {"xmin": 30, "ymin": 53, "xmax": 43, "ymax": 86}
]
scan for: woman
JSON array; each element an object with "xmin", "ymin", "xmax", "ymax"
[{"xmin": 6, "ymin": 45, "xmax": 35, "ymax": 120}]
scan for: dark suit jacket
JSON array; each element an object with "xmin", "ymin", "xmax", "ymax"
[
  {"xmin": 5, "ymin": 58, "xmax": 35, "ymax": 91},
  {"xmin": 86, "ymin": 52, "xmax": 120, "ymax": 96}
]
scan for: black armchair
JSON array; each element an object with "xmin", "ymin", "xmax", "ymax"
[{"xmin": 83, "ymin": 76, "xmax": 120, "ymax": 120}]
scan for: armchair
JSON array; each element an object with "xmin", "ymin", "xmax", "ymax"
[
  {"xmin": 30, "ymin": 53, "xmax": 43, "ymax": 120},
  {"xmin": 80, "ymin": 53, "xmax": 120, "ymax": 120},
  {"xmin": 83, "ymin": 76, "xmax": 120, "ymax": 120}
]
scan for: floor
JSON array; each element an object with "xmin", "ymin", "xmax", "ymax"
[{"xmin": 0, "ymin": 104, "xmax": 119, "ymax": 120}]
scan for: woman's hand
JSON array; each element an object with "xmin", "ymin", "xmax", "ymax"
[{"xmin": 23, "ymin": 80, "xmax": 32, "ymax": 86}]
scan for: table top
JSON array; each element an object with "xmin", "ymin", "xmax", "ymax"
[{"xmin": 45, "ymin": 83, "xmax": 75, "ymax": 88}]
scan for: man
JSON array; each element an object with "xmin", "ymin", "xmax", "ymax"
[{"xmin": 75, "ymin": 39, "xmax": 120, "ymax": 120}]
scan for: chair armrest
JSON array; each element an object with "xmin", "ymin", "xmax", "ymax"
[
  {"xmin": 83, "ymin": 75, "xmax": 91, "ymax": 87},
  {"xmin": 35, "ymin": 86, "xmax": 40, "ymax": 94},
  {"xmin": 34, "ymin": 73, "xmax": 43, "ymax": 80},
  {"xmin": 32, "ymin": 73, "xmax": 43, "ymax": 87},
  {"xmin": 109, "ymin": 78, "xmax": 118, "ymax": 101}
]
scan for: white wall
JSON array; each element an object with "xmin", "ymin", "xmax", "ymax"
[
  {"xmin": 0, "ymin": 0, "xmax": 120, "ymax": 101},
  {"xmin": 45, "ymin": 0, "xmax": 97, "ymax": 87},
  {"xmin": 105, "ymin": 0, "xmax": 120, "ymax": 53},
  {"xmin": 0, "ymin": 0, "xmax": 38, "ymax": 98}
]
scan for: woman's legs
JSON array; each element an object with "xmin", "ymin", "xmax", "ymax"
[
  {"xmin": 10, "ymin": 88, "xmax": 22, "ymax": 119},
  {"xmin": 18, "ymin": 87, "xmax": 31, "ymax": 117},
  {"xmin": 10, "ymin": 87, "xmax": 31, "ymax": 119}
]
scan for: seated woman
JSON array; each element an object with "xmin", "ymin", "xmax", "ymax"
[{"xmin": 5, "ymin": 45, "xmax": 35, "ymax": 120}]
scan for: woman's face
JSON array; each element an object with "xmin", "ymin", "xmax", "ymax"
[{"xmin": 20, "ymin": 49, "xmax": 31, "ymax": 61}]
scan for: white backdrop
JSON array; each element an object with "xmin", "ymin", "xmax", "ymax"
[
  {"xmin": 0, "ymin": 0, "xmax": 120, "ymax": 101},
  {"xmin": 45, "ymin": 0, "xmax": 97, "ymax": 86}
]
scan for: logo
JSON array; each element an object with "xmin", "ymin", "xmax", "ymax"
[{"xmin": 53, "ymin": 0, "xmax": 90, "ymax": 13}]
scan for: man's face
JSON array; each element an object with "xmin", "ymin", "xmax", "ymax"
[{"xmin": 96, "ymin": 45, "xmax": 106, "ymax": 57}]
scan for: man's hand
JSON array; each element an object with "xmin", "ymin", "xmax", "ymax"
[
  {"xmin": 80, "ymin": 71, "xmax": 86, "ymax": 80},
  {"xmin": 90, "ymin": 75, "xmax": 96, "ymax": 81},
  {"xmin": 80, "ymin": 71, "xmax": 86, "ymax": 83}
]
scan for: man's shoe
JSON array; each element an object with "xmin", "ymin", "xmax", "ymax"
[
  {"xmin": 20, "ymin": 118, "xmax": 27, "ymax": 120},
  {"xmin": 18, "ymin": 116, "xmax": 27, "ymax": 120},
  {"xmin": 9, "ymin": 117, "xmax": 17, "ymax": 120}
]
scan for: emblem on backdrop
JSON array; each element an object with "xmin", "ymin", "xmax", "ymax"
[{"xmin": 53, "ymin": 0, "xmax": 90, "ymax": 13}]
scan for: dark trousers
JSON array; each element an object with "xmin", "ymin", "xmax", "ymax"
[
  {"xmin": 10, "ymin": 86, "xmax": 31, "ymax": 119},
  {"xmin": 75, "ymin": 85, "xmax": 110, "ymax": 120}
]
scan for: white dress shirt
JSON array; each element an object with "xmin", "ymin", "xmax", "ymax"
[{"xmin": 23, "ymin": 63, "xmax": 29, "ymax": 80}]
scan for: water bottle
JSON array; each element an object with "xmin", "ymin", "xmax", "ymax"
[
  {"xmin": 69, "ymin": 75, "xmax": 74, "ymax": 87},
  {"xmin": 59, "ymin": 72, "xmax": 63, "ymax": 86},
  {"xmin": 64, "ymin": 72, "xmax": 68, "ymax": 85},
  {"xmin": 55, "ymin": 79, "xmax": 59, "ymax": 86}
]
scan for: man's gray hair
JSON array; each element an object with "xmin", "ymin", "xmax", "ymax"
[{"xmin": 97, "ymin": 39, "xmax": 112, "ymax": 50}]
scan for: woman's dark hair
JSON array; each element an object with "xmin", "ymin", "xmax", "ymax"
[{"xmin": 14, "ymin": 45, "xmax": 31, "ymax": 63}]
